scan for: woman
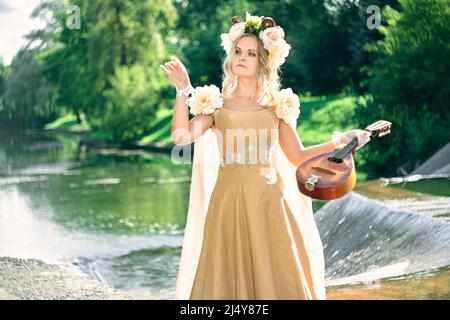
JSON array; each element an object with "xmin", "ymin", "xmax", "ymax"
[{"xmin": 160, "ymin": 13, "xmax": 370, "ymax": 300}]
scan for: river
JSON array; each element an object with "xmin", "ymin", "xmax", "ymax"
[{"xmin": 0, "ymin": 129, "xmax": 449, "ymax": 299}]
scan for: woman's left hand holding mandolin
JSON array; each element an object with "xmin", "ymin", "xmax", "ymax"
[{"xmin": 332, "ymin": 129, "xmax": 371, "ymax": 150}]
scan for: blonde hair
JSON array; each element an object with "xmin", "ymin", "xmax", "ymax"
[{"xmin": 221, "ymin": 33, "xmax": 281, "ymax": 108}]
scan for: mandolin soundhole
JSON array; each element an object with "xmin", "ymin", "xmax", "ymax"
[{"xmin": 311, "ymin": 166, "xmax": 336, "ymax": 175}]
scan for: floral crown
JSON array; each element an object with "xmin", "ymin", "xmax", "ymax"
[{"xmin": 220, "ymin": 12, "xmax": 291, "ymax": 70}]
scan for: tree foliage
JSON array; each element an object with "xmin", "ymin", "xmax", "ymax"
[
  {"xmin": 29, "ymin": 0, "xmax": 177, "ymax": 139},
  {"xmin": 0, "ymin": 0, "xmax": 447, "ymax": 178},
  {"xmin": 356, "ymin": 0, "xmax": 450, "ymax": 177},
  {"xmin": 2, "ymin": 48, "xmax": 58, "ymax": 127}
]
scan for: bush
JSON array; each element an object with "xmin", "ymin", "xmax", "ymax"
[
  {"xmin": 357, "ymin": 0, "xmax": 450, "ymax": 177},
  {"xmin": 101, "ymin": 65, "xmax": 159, "ymax": 142}
]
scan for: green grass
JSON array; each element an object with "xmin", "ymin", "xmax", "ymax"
[
  {"xmin": 44, "ymin": 113, "xmax": 112, "ymax": 141},
  {"xmin": 138, "ymin": 93, "xmax": 361, "ymax": 146},
  {"xmin": 390, "ymin": 178, "xmax": 450, "ymax": 197},
  {"xmin": 44, "ymin": 93, "xmax": 363, "ymax": 151},
  {"xmin": 44, "ymin": 95, "xmax": 362, "ymax": 147},
  {"xmin": 298, "ymin": 94, "xmax": 371, "ymax": 182},
  {"xmin": 298, "ymin": 93, "xmax": 359, "ymax": 147},
  {"xmin": 138, "ymin": 108, "xmax": 173, "ymax": 144},
  {"xmin": 44, "ymin": 95, "xmax": 370, "ymax": 181},
  {"xmin": 45, "ymin": 114, "xmax": 90, "ymax": 132}
]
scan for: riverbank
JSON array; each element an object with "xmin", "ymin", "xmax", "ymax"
[
  {"xmin": 2, "ymin": 256, "xmax": 449, "ymax": 300},
  {"xmin": 41, "ymin": 126, "xmax": 175, "ymax": 155},
  {"xmin": 41, "ymin": 94, "xmax": 374, "ymax": 181},
  {"xmin": 0, "ymin": 128, "xmax": 449, "ymax": 300},
  {"xmin": 0, "ymin": 257, "xmax": 134, "ymax": 300},
  {"xmin": 43, "ymin": 109, "xmax": 176, "ymax": 155},
  {"xmin": 42, "ymin": 94, "xmax": 360, "ymax": 156}
]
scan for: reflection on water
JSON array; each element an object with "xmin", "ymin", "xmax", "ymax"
[
  {"xmin": 0, "ymin": 129, "xmax": 188, "ymax": 298},
  {"xmin": 356, "ymin": 180, "xmax": 450, "ymax": 222},
  {"xmin": 0, "ymin": 130, "xmax": 191, "ymax": 236},
  {"xmin": 327, "ymin": 265, "xmax": 450, "ymax": 300},
  {"xmin": 0, "ymin": 129, "xmax": 449, "ymax": 299},
  {"xmin": 76, "ymin": 247, "xmax": 182, "ymax": 300}
]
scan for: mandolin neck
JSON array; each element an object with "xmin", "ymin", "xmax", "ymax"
[
  {"xmin": 333, "ymin": 137, "xmax": 359, "ymax": 160},
  {"xmin": 328, "ymin": 120, "xmax": 391, "ymax": 163}
]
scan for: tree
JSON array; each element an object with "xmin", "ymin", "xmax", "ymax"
[
  {"xmin": 356, "ymin": 0, "xmax": 450, "ymax": 177},
  {"xmin": 102, "ymin": 65, "xmax": 158, "ymax": 141},
  {"xmin": 2, "ymin": 48, "xmax": 58, "ymax": 127},
  {"xmin": 323, "ymin": 0, "xmax": 401, "ymax": 95},
  {"xmin": 31, "ymin": 0, "xmax": 177, "ymax": 140},
  {"xmin": 172, "ymin": 0, "xmax": 253, "ymax": 88},
  {"xmin": 0, "ymin": 58, "xmax": 7, "ymax": 112}
]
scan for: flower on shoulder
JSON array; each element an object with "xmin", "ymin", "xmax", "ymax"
[
  {"xmin": 274, "ymin": 88, "xmax": 300, "ymax": 124},
  {"xmin": 187, "ymin": 85, "xmax": 223, "ymax": 116}
]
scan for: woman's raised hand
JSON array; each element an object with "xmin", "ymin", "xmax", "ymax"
[{"xmin": 160, "ymin": 56, "xmax": 191, "ymax": 90}]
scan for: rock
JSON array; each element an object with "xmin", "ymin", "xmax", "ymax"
[{"xmin": 0, "ymin": 257, "xmax": 134, "ymax": 300}]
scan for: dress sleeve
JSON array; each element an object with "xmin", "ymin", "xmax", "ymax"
[
  {"xmin": 211, "ymin": 109, "xmax": 220, "ymax": 128},
  {"xmin": 274, "ymin": 88, "xmax": 301, "ymax": 125}
]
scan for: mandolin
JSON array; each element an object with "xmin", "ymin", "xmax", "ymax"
[{"xmin": 296, "ymin": 120, "xmax": 392, "ymax": 200}]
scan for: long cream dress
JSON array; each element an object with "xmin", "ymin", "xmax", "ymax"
[{"xmin": 187, "ymin": 105, "xmax": 326, "ymax": 300}]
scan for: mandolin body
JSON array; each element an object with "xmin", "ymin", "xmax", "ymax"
[
  {"xmin": 295, "ymin": 120, "xmax": 391, "ymax": 200},
  {"xmin": 296, "ymin": 150, "xmax": 357, "ymax": 200}
]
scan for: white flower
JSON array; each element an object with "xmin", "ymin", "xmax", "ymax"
[
  {"xmin": 259, "ymin": 28, "xmax": 291, "ymax": 70},
  {"xmin": 220, "ymin": 33, "xmax": 233, "ymax": 55},
  {"xmin": 259, "ymin": 26, "xmax": 285, "ymax": 51},
  {"xmin": 220, "ymin": 22, "xmax": 245, "ymax": 55},
  {"xmin": 245, "ymin": 12, "xmax": 262, "ymax": 28},
  {"xmin": 269, "ymin": 40, "xmax": 291, "ymax": 70},
  {"xmin": 187, "ymin": 85, "xmax": 223, "ymax": 116},
  {"xmin": 274, "ymin": 88, "xmax": 300, "ymax": 124},
  {"xmin": 259, "ymin": 30, "xmax": 272, "ymax": 51},
  {"xmin": 220, "ymin": 12, "xmax": 291, "ymax": 69},
  {"xmin": 229, "ymin": 22, "xmax": 245, "ymax": 41}
]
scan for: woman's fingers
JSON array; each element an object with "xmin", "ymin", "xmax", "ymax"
[
  {"xmin": 170, "ymin": 61, "xmax": 181, "ymax": 71},
  {"xmin": 160, "ymin": 65, "xmax": 176, "ymax": 83},
  {"xmin": 160, "ymin": 57, "xmax": 187, "ymax": 89},
  {"xmin": 356, "ymin": 132, "xmax": 370, "ymax": 149},
  {"xmin": 160, "ymin": 64, "xmax": 169, "ymax": 73},
  {"xmin": 171, "ymin": 55, "xmax": 182, "ymax": 65},
  {"xmin": 160, "ymin": 64, "xmax": 171, "ymax": 75},
  {"xmin": 167, "ymin": 62, "xmax": 182, "ymax": 74},
  {"xmin": 339, "ymin": 129, "xmax": 370, "ymax": 149},
  {"xmin": 171, "ymin": 56, "xmax": 185, "ymax": 70},
  {"xmin": 172, "ymin": 61, "xmax": 181, "ymax": 70},
  {"xmin": 161, "ymin": 56, "xmax": 184, "ymax": 74},
  {"xmin": 165, "ymin": 62, "xmax": 176, "ymax": 71},
  {"xmin": 161, "ymin": 61, "xmax": 177, "ymax": 72}
]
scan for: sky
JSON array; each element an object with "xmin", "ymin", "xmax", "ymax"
[{"xmin": 0, "ymin": 0, "xmax": 46, "ymax": 65}]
